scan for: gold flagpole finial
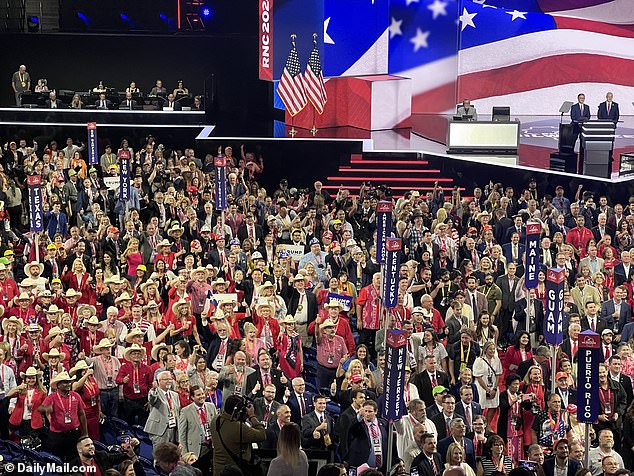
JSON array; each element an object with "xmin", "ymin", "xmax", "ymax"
[{"xmin": 290, "ymin": 33, "xmax": 297, "ymax": 45}]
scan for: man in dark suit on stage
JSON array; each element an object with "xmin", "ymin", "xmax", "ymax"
[
  {"xmin": 411, "ymin": 432, "xmax": 443, "ymax": 476},
  {"xmin": 345, "ymin": 400, "xmax": 397, "ymax": 474},
  {"xmin": 597, "ymin": 92, "xmax": 619, "ymax": 123},
  {"xmin": 45, "ymin": 91, "xmax": 64, "ymax": 108},
  {"xmin": 253, "ymin": 383, "xmax": 281, "ymax": 428},
  {"xmin": 286, "ymin": 377, "xmax": 314, "ymax": 425},
  {"xmin": 120, "ymin": 91, "xmax": 137, "ymax": 110},
  {"xmin": 570, "ymin": 93, "xmax": 591, "ymax": 173},
  {"xmin": 95, "ymin": 93, "xmax": 112, "ymax": 110}
]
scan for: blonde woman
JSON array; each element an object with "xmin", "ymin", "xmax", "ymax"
[
  {"xmin": 243, "ymin": 322, "xmax": 266, "ymax": 365},
  {"xmin": 472, "ymin": 341, "xmax": 502, "ymax": 427},
  {"xmin": 340, "ymin": 358, "xmax": 375, "ymax": 390},
  {"xmin": 122, "ymin": 238, "xmax": 143, "ymax": 280}
]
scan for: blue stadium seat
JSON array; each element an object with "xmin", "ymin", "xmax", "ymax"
[
  {"xmin": 305, "ymin": 382, "xmax": 318, "ymax": 394},
  {"xmin": 3, "ymin": 440, "xmax": 24, "ymax": 458},
  {"xmin": 37, "ymin": 451, "xmax": 63, "ymax": 465},
  {"xmin": 326, "ymin": 401, "xmax": 341, "ymax": 417},
  {"xmin": 93, "ymin": 440, "xmax": 110, "ymax": 453}
]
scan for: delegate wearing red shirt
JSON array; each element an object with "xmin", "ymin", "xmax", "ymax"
[{"xmin": 116, "ymin": 362, "xmax": 153, "ymax": 399}]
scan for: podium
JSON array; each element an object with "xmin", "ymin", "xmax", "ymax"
[
  {"xmin": 550, "ymin": 123, "xmax": 577, "ymax": 173},
  {"xmin": 581, "ymin": 120, "xmax": 616, "ymax": 178}
]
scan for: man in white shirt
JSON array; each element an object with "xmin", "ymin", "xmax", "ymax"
[{"xmin": 395, "ymin": 398, "xmax": 437, "ymax": 458}]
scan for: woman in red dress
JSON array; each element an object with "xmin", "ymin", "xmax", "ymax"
[
  {"xmin": 170, "ymin": 299, "xmax": 203, "ymax": 348},
  {"xmin": 278, "ymin": 315, "xmax": 303, "ymax": 379},
  {"xmin": 1, "ymin": 316, "xmax": 25, "ymax": 375},
  {"xmin": 519, "ymin": 365, "xmax": 546, "ymax": 448},
  {"xmin": 253, "ymin": 302, "xmax": 280, "ymax": 352},
  {"xmin": 175, "ymin": 373, "xmax": 193, "ymax": 409},
  {"xmin": 62, "ymin": 259, "xmax": 93, "ymax": 305},
  {"xmin": 503, "ymin": 331, "xmax": 533, "ymax": 379},
  {"xmin": 8, "ymin": 366, "xmax": 46, "ymax": 438},
  {"xmin": 70, "ymin": 360, "xmax": 101, "ymax": 440}
]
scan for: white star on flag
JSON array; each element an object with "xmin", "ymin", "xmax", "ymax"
[
  {"xmin": 427, "ymin": 0, "xmax": 448, "ymax": 20},
  {"xmin": 389, "ymin": 17, "xmax": 403, "ymax": 39},
  {"xmin": 506, "ymin": 10, "xmax": 527, "ymax": 20},
  {"xmin": 459, "ymin": 8, "xmax": 477, "ymax": 31},
  {"xmin": 324, "ymin": 17, "xmax": 334, "ymax": 44},
  {"xmin": 410, "ymin": 28, "xmax": 430, "ymax": 52},
  {"xmin": 406, "ymin": 0, "xmax": 419, "ymax": 6}
]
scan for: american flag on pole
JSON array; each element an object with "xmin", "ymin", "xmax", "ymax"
[
  {"xmin": 303, "ymin": 34, "xmax": 328, "ymax": 114},
  {"xmin": 277, "ymin": 36, "xmax": 308, "ymax": 117}
]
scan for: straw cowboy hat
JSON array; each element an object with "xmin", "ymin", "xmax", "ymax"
[
  {"xmin": 92, "ymin": 338, "xmax": 114, "ymax": 352},
  {"xmin": 26, "ymin": 323, "xmax": 43, "ymax": 333},
  {"xmin": 158, "ymin": 239, "xmax": 172, "ymax": 248},
  {"xmin": 115, "ymin": 292, "xmax": 133, "ymax": 305},
  {"xmin": 45, "ymin": 304, "xmax": 64, "ymax": 315},
  {"xmin": 257, "ymin": 282, "xmax": 275, "ymax": 294},
  {"xmin": 168, "ymin": 224, "xmax": 184, "ymax": 236},
  {"xmin": 143, "ymin": 301, "xmax": 159, "ymax": 312},
  {"xmin": 78, "ymin": 304, "xmax": 97, "ymax": 318},
  {"xmin": 324, "ymin": 300, "xmax": 343, "ymax": 309},
  {"xmin": 140, "ymin": 279, "xmax": 158, "ymax": 293},
  {"xmin": 46, "ymin": 326, "xmax": 69, "ymax": 340},
  {"xmin": 123, "ymin": 343, "xmax": 147, "ymax": 360},
  {"xmin": 23, "ymin": 261, "xmax": 44, "ymax": 278},
  {"xmin": 211, "ymin": 278, "xmax": 227, "ymax": 288},
  {"xmin": 69, "ymin": 360, "xmax": 93, "ymax": 375},
  {"xmin": 42, "ymin": 347, "xmax": 66, "ymax": 362},
  {"xmin": 217, "ymin": 297, "xmax": 237, "ymax": 307},
  {"xmin": 2, "ymin": 315, "xmax": 23, "ymax": 334},
  {"xmin": 211, "ymin": 309, "xmax": 226, "ymax": 320},
  {"xmin": 125, "ymin": 328, "xmax": 145, "ymax": 343},
  {"xmin": 64, "ymin": 288, "xmax": 82, "ymax": 299},
  {"xmin": 84, "ymin": 316, "xmax": 100, "ymax": 327},
  {"xmin": 256, "ymin": 302, "xmax": 274, "ymax": 312},
  {"xmin": 191, "ymin": 267, "xmax": 207, "ymax": 276},
  {"xmin": 151, "ymin": 343, "xmax": 172, "ymax": 361},
  {"xmin": 282, "ymin": 315, "xmax": 297, "ymax": 325},
  {"xmin": 20, "ymin": 366, "xmax": 43, "ymax": 379},
  {"xmin": 320, "ymin": 319, "xmax": 336, "ymax": 328},
  {"xmin": 172, "ymin": 299, "xmax": 191, "ymax": 313},
  {"xmin": 16, "ymin": 292, "xmax": 34, "ymax": 303},
  {"xmin": 50, "ymin": 371, "xmax": 76, "ymax": 385}
]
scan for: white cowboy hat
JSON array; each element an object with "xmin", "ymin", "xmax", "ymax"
[
  {"xmin": 115, "ymin": 292, "xmax": 133, "ymax": 304},
  {"xmin": 45, "ymin": 326, "xmax": 69, "ymax": 340},
  {"xmin": 50, "ymin": 371, "xmax": 76, "ymax": 385},
  {"xmin": 1, "ymin": 315, "xmax": 23, "ymax": 333},
  {"xmin": 78, "ymin": 304, "xmax": 97, "ymax": 318},
  {"xmin": 69, "ymin": 360, "xmax": 93, "ymax": 375},
  {"xmin": 93, "ymin": 338, "xmax": 114, "ymax": 352},
  {"xmin": 23, "ymin": 261, "xmax": 44, "ymax": 278},
  {"xmin": 42, "ymin": 347, "xmax": 66, "ymax": 361},
  {"xmin": 45, "ymin": 304, "xmax": 64, "ymax": 314},
  {"xmin": 123, "ymin": 343, "xmax": 147, "ymax": 360},
  {"xmin": 140, "ymin": 279, "xmax": 158, "ymax": 293},
  {"xmin": 20, "ymin": 366, "xmax": 43, "ymax": 378},
  {"xmin": 150, "ymin": 343, "xmax": 172, "ymax": 361},
  {"xmin": 84, "ymin": 315, "xmax": 100, "ymax": 326},
  {"xmin": 125, "ymin": 328, "xmax": 145, "ymax": 343},
  {"xmin": 64, "ymin": 288, "xmax": 82, "ymax": 298}
]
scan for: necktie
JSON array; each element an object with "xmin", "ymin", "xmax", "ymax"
[
  {"xmin": 605, "ymin": 346, "xmax": 611, "ymax": 360},
  {"xmin": 446, "ymin": 417, "xmax": 451, "ymax": 435},
  {"xmin": 471, "ymin": 294, "xmax": 478, "ymax": 317},
  {"xmin": 299, "ymin": 394, "xmax": 306, "ymax": 416},
  {"xmin": 263, "ymin": 372, "xmax": 270, "ymax": 386},
  {"xmin": 572, "ymin": 340, "xmax": 578, "ymax": 356},
  {"xmin": 465, "ymin": 405, "xmax": 472, "ymax": 428},
  {"xmin": 591, "ymin": 319, "xmax": 596, "ymax": 332},
  {"xmin": 429, "ymin": 457, "xmax": 438, "ymax": 476},
  {"xmin": 198, "ymin": 406, "xmax": 207, "ymax": 425},
  {"xmin": 608, "ymin": 103, "xmax": 611, "ymax": 114},
  {"xmin": 431, "ymin": 373, "xmax": 438, "ymax": 387},
  {"xmin": 264, "ymin": 404, "xmax": 270, "ymax": 425},
  {"xmin": 277, "ymin": 278, "xmax": 282, "ymax": 293},
  {"xmin": 371, "ymin": 423, "xmax": 382, "ymax": 467}
]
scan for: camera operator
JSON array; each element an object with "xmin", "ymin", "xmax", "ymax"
[{"xmin": 210, "ymin": 394, "xmax": 266, "ymax": 476}]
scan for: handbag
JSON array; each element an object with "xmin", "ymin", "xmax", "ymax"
[{"xmin": 215, "ymin": 417, "xmax": 266, "ymax": 476}]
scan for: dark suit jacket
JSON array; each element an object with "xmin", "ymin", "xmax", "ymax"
[
  {"xmin": 287, "ymin": 289, "xmax": 318, "ymax": 327},
  {"xmin": 412, "ymin": 370, "xmax": 451, "ymax": 408},
  {"xmin": 244, "ymin": 366, "xmax": 287, "ymax": 401},
  {"xmin": 601, "ymin": 299, "xmax": 633, "ymax": 333},
  {"xmin": 287, "ymin": 392, "xmax": 314, "ymax": 425},
  {"xmin": 346, "ymin": 417, "xmax": 397, "ymax": 472},
  {"xmin": 120, "ymin": 99, "xmax": 138, "ymax": 110},
  {"xmin": 237, "ymin": 223, "xmax": 264, "ymax": 244},
  {"xmin": 597, "ymin": 101, "xmax": 619, "ymax": 122},
  {"xmin": 45, "ymin": 99, "xmax": 64, "ymax": 108},
  {"xmin": 502, "ymin": 242, "xmax": 526, "ymax": 265},
  {"xmin": 614, "ymin": 373, "xmax": 634, "ymax": 407},
  {"xmin": 253, "ymin": 397, "xmax": 280, "ymax": 428},
  {"xmin": 95, "ymin": 99, "xmax": 113, "ymax": 109},
  {"xmin": 301, "ymin": 411, "xmax": 334, "ymax": 449},
  {"xmin": 334, "ymin": 405, "xmax": 358, "ymax": 458},
  {"xmin": 542, "ymin": 456, "xmax": 581, "ymax": 476},
  {"xmin": 580, "ymin": 316, "xmax": 608, "ymax": 334},
  {"xmin": 163, "ymin": 101, "xmax": 182, "ymax": 111},
  {"xmin": 496, "ymin": 275, "xmax": 520, "ymax": 312},
  {"xmin": 547, "ymin": 388, "xmax": 578, "ymax": 409},
  {"xmin": 570, "ymin": 103, "xmax": 591, "ymax": 127},
  {"xmin": 437, "ymin": 436, "xmax": 475, "ymax": 467},
  {"xmin": 431, "ymin": 412, "xmax": 456, "ymax": 441},
  {"xmin": 454, "ymin": 400, "xmax": 482, "ymax": 432},
  {"xmin": 592, "ymin": 226, "xmax": 614, "ymax": 243},
  {"xmin": 262, "ymin": 422, "xmax": 282, "ymax": 449},
  {"xmin": 614, "ymin": 263, "xmax": 634, "ymax": 286},
  {"xmin": 514, "ymin": 298, "xmax": 544, "ymax": 337},
  {"xmin": 411, "ymin": 451, "xmax": 443, "ymax": 476}
]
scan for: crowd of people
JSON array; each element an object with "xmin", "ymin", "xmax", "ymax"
[{"xmin": 0, "ymin": 131, "xmax": 633, "ymax": 476}]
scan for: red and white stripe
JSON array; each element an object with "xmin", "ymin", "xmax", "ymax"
[
  {"xmin": 304, "ymin": 65, "xmax": 327, "ymax": 114},
  {"xmin": 278, "ymin": 69, "xmax": 307, "ymax": 117}
]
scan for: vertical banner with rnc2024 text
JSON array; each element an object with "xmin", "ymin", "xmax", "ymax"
[
  {"xmin": 383, "ymin": 237, "xmax": 401, "ymax": 309},
  {"xmin": 376, "ymin": 201, "xmax": 392, "ymax": 264},
  {"xmin": 524, "ymin": 222, "xmax": 541, "ymax": 288},
  {"xmin": 383, "ymin": 329, "xmax": 407, "ymax": 421},
  {"xmin": 27, "ymin": 175, "xmax": 44, "ymax": 232},
  {"xmin": 577, "ymin": 330, "xmax": 600, "ymax": 423},
  {"xmin": 544, "ymin": 267, "xmax": 565, "ymax": 346},
  {"xmin": 87, "ymin": 122, "xmax": 98, "ymax": 165}
]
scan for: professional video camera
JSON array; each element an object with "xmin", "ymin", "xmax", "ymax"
[{"xmin": 231, "ymin": 394, "xmax": 255, "ymax": 422}]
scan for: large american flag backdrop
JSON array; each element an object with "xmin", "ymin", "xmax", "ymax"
[{"xmin": 267, "ymin": 0, "xmax": 634, "ymax": 118}]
